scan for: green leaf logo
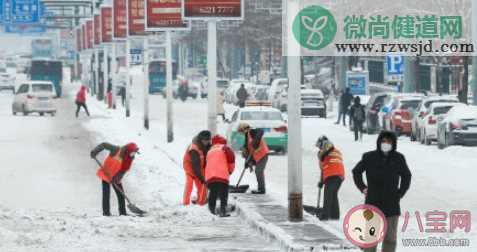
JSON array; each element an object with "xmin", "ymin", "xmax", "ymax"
[{"xmin": 293, "ymin": 5, "xmax": 337, "ymax": 50}]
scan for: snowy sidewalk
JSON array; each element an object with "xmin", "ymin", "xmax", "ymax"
[{"xmin": 234, "ymin": 193, "xmax": 357, "ymax": 251}]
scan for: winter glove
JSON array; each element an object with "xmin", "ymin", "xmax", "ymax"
[
  {"xmin": 90, "ymin": 150, "xmax": 97, "ymax": 159},
  {"xmin": 318, "ymin": 181, "xmax": 324, "ymax": 188}
]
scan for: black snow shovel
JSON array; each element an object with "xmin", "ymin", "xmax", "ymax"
[
  {"xmin": 94, "ymin": 158, "xmax": 147, "ymax": 216},
  {"xmin": 303, "ymin": 186, "xmax": 323, "ymax": 218},
  {"xmin": 229, "ymin": 155, "xmax": 251, "ymax": 193}
]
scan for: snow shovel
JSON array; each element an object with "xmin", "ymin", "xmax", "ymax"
[
  {"xmin": 94, "ymin": 158, "xmax": 147, "ymax": 216},
  {"xmin": 303, "ymin": 187, "xmax": 323, "ymax": 217},
  {"xmin": 229, "ymin": 156, "xmax": 251, "ymax": 193}
]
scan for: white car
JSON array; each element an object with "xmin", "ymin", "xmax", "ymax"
[
  {"xmin": 12, "ymin": 81, "xmax": 57, "ymax": 116},
  {"xmin": 200, "ymin": 78, "xmax": 230, "ymax": 98},
  {"xmin": 0, "ymin": 72, "xmax": 15, "ymax": 92},
  {"xmin": 226, "ymin": 102, "xmax": 288, "ymax": 153},
  {"xmin": 301, "ymin": 89, "xmax": 326, "ymax": 117},
  {"xmin": 269, "ymin": 78, "xmax": 288, "ymax": 110},
  {"xmin": 420, "ymin": 102, "xmax": 463, "ymax": 145},
  {"xmin": 411, "ymin": 95, "xmax": 459, "ymax": 142},
  {"xmin": 437, "ymin": 105, "xmax": 477, "ymax": 149}
]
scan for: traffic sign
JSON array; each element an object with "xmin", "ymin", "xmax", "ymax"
[
  {"xmin": 4, "ymin": 0, "xmax": 40, "ymax": 24},
  {"xmin": 182, "ymin": 0, "xmax": 243, "ymax": 20},
  {"xmin": 145, "ymin": 0, "xmax": 189, "ymax": 31},
  {"xmin": 386, "ymin": 54, "xmax": 404, "ymax": 82}
]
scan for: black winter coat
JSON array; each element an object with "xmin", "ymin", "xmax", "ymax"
[{"xmin": 352, "ymin": 131, "xmax": 412, "ymax": 217}]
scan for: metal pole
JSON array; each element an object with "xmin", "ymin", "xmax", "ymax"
[
  {"xmin": 111, "ymin": 42, "xmax": 117, "ymax": 109},
  {"xmin": 143, "ymin": 37, "xmax": 150, "ymax": 130},
  {"xmin": 287, "ymin": 0, "xmax": 303, "ymax": 222},
  {"xmin": 403, "ymin": 57, "xmax": 416, "ymax": 93},
  {"xmin": 207, "ymin": 20, "xmax": 218, "ymax": 134},
  {"xmin": 95, "ymin": 49, "xmax": 100, "ymax": 100},
  {"xmin": 472, "ymin": 0, "xmax": 477, "ymax": 105},
  {"xmin": 166, "ymin": 31, "xmax": 174, "ymax": 142},
  {"xmin": 103, "ymin": 47, "xmax": 109, "ymax": 105},
  {"xmin": 125, "ymin": 39, "xmax": 131, "ymax": 117}
]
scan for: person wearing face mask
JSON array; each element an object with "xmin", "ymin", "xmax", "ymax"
[
  {"xmin": 352, "ymin": 131, "xmax": 412, "ymax": 252},
  {"xmin": 90, "ymin": 142, "xmax": 140, "ymax": 216},
  {"xmin": 183, "ymin": 130, "xmax": 212, "ymax": 206}
]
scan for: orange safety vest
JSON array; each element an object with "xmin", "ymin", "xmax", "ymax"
[
  {"xmin": 97, "ymin": 150, "xmax": 123, "ymax": 183},
  {"xmin": 183, "ymin": 143, "xmax": 206, "ymax": 177},
  {"xmin": 247, "ymin": 133, "xmax": 269, "ymax": 162},
  {"xmin": 205, "ymin": 144, "xmax": 235, "ymax": 184},
  {"xmin": 320, "ymin": 148, "xmax": 345, "ymax": 181}
]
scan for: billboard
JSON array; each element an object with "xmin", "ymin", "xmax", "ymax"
[
  {"xmin": 101, "ymin": 7, "xmax": 113, "ymax": 43},
  {"xmin": 182, "ymin": 0, "xmax": 243, "ymax": 20},
  {"xmin": 127, "ymin": 0, "xmax": 146, "ymax": 36},
  {"xmin": 86, "ymin": 20, "xmax": 93, "ymax": 49},
  {"xmin": 94, "ymin": 14, "xmax": 101, "ymax": 46},
  {"xmin": 113, "ymin": 0, "xmax": 127, "ymax": 39},
  {"xmin": 346, "ymin": 71, "xmax": 369, "ymax": 95},
  {"xmin": 145, "ymin": 0, "xmax": 189, "ymax": 31},
  {"xmin": 76, "ymin": 28, "xmax": 82, "ymax": 51}
]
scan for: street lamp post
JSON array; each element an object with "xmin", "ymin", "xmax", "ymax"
[{"xmin": 207, "ymin": 20, "xmax": 218, "ymax": 135}]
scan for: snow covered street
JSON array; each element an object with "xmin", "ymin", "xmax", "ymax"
[{"xmin": 0, "ymin": 87, "xmax": 279, "ymax": 252}]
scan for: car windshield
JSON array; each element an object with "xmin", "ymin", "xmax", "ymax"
[
  {"xmin": 400, "ymin": 100, "xmax": 421, "ymax": 110},
  {"xmin": 241, "ymin": 111, "xmax": 283, "ymax": 121},
  {"xmin": 434, "ymin": 106, "xmax": 453, "ymax": 115},
  {"xmin": 302, "ymin": 97, "xmax": 324, "ymax": 105},
  {"xmin": 425, "ymin": 99, "xmax": 457, "ymax": 108},
  {"xmin": 32, "ymin": 84, "xmax": 53, "ymax": 92}
]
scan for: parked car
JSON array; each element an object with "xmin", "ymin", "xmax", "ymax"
[
  {"xmin": 0, "ymin": 72, "xmax": 15, "ymax": 92},
  {"xmin": 365, "ymin": 92, "xmax": 395, "ymax": 133},
  {"xmin": 269, "ymin": 78, "xmax": 288, "ymax": 109},
  {"xmin": 437, "ymin": 105, "xmax": 477, "ymax": 149},
  {"xmin": 420, "ymin": 102, "xmax": 463, "ymax": 145},
  {"xmin": 382, "ymin": 95, "xmax": 423, "ymax": 136},
  {"xmin": 226, "ymin": 101, "xmax": 288, "ymax": 153},
  {"xmin": 301, "ymin": 89, "xmax": 326, "ymax": 117},
  {"xmin": 200, "ymin": 78, "xmax": 230, "ymax": 98},
  {"xmin": 411, "ymin": 95, "xmax": 459, "ymax": 142},
  {"xmin": 12, "ymin": 81, "xmax": 57, "ymax": 116}
]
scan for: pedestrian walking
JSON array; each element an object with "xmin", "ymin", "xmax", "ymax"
[
  {"xmin": 316, "ymin": 136, "xmax": 344, "ymax": 220},
  {"xmin": 205, "ymin": 135, "xmax": 235, "ymax": 217},
  {"xmin": 75, "ymin": 85, "xmax": 90, "ymax": 117},
  {"xmin": 90, "ymin": 142, "xmax": 140, "ymax": 216},
  {"xmin": 183, "ymin": 130, "xmax": 212, "ymax": 205},
  {"xmin": 335, "ymin": 88, "xmax": 353, "ymax": 126},
  {"xmin": 352, "ymin": 131, "xmax": 412, "ymax": 252},
  {"xmin": 349, "ymin": 96, "xmax": 366, "ymax": 141},
  {"xmin": 236, "ymin": 84, "xmax": 249, "ymax": 108},
  {"xmin": 237, "ymin": 123, "xmax": 269, "ymax": 194}
]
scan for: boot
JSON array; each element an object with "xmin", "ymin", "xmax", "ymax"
[
  {"xmin": 251, "ymin": 190, "xmax": 266, "ymax": 194},
  {"xmin": 219, "ymin": 207, "xmax": 230, "ymax": 217}
]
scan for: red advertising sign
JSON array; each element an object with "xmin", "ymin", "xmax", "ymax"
[
  {"xmin": 145, "ymin": 0, "xmax": 188, "ymax": 31},
  {"xmin": 113, "ymin": 0, "xmax": 127, "ymax": 39},
  {"xmin": 183, "ymin": 0, "xmax": 243, "ymax": 20},
  {"xmin": 82, "ymin": 24, "xmax": 87, "ymax": 51},
  {"xmin": 94, "ymin": 14, "xmax": 101, "ymax": 45},
  {"xmin": 86, "ymin": 20, "xmax": 93, "ymax": 49},
  {"xmin": 76, "ymin": 28, "xmax": 82, "ymax": 51},
  {"xmin": 101, "ymin": 7, "xmax": 113, "ymax": 43},
  {"xmin": 127, "ymin": 0, "xmax": 146, "ymax": 36}
]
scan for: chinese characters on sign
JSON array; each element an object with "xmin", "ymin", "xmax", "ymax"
[
  {"xmin": 183, "ymin": 0, "xmax": 242, "ymax": 19},
  {"xmin": 101, "ymin": 7, "xmax": 113, "ymax": 43},
  {"xmin": 113, "ymin": 0, "xmax": 127, "ymax": 39},
  {"xmin": 86, "ymin": 20, "xmax": 93, "ymax": 49},
  {"xmin": 94, "ymin": 14, "xmax": 101, "ymax": 45},
  {"xmin": 344, "ymin": 15, "xmax": 463, "ymax": 40},
  {"xmin": 401, "ymin": 210, "xmax": 471, "ymax": 233},
  {"xmin": 146, "ymin": 0, "xmax": 188, "ymax": 30},
  {"xmin": 128, "ymin": 0, "xmax": 146, "ymax": 36}
]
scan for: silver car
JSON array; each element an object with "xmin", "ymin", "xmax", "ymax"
[{"xmin": 12, "ymin": 81, "xmax": 57, "ymax": 116}]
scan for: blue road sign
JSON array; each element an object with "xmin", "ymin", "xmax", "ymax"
[
  {"xmin": 0, "ymin": 0, "xmax": 4, "ymax": 23},
  {"xmin": 386, "ymin": 54, "xmax": 404, "ymax": 82},
  {"xmin": 346, "ymin": 71, "xmax": 369, "ymax": 96},
  {"xmin": 4, "ymin": 23, "xmax": 45, "ymax": 33},
  {"xmin": 3, "ymin": 0, "xmax": 40, "ymax": 24}
]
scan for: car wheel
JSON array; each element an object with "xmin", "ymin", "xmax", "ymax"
[
  {"xmin": 51, "ymin": 112, "xmax": 56, "ymax": 117},
  {"xmin": 424, "ymin": 132, "xmax": 431, "ymax": 145},
  {"xmin": 22, "ymin": 105, "xmax": 28, "ymax": 116},
  {"xmin": 12, "ymin": 111, "xmax": 16, "ymax": 116},
  {"xmin": 39, "ymin": 112, "xmax": 45, "ymax": 116}
]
